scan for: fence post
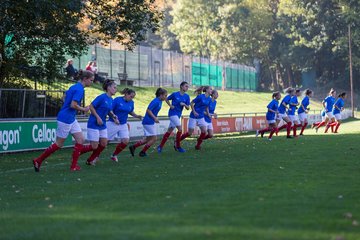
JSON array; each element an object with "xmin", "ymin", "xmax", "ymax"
[
  {"xmin": 150, "ymin": 46, "xmax": 153, "ymax": 87},
  {"xmin": 110, "ymin": 41, "xmax": 113, "ymax": 80},
  {"xmin": 43, "ymin": 91, "xmax": 47, "ymax": 118},
  {"xmin": 170, "ymin": 51, "xmax": 173, "ymax": 87},
  {"xmin": 138, "ymin": 46, "xmax": 141, "ymax": 87},
  {"xmin": 161, "ymin": 48, "xmax": 164, "ymax": 86},
  {"xmin": 124, "ymin": 47, "xmax": 127, "ymax": 86},
  {"xmin": 21, "ymin": 90, "xmax": 26, "ymax": 118}
]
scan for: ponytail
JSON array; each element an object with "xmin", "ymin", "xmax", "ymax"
[
  {"xmin": 75, "ymin": 69, "xmax": 94, "ymax": 81},
  {"xmin": 155, "ymin": 87, "xmax": 167, "ymax": 97},
  {"xmin": 285, "ymin": 87, "xmax": 294, "ymax": 94},
  {"xmin": 211, "ymin": 89, "xmax": 218, "ymax": 97},
  {"xmin": 120, "ymin": 88, "xmax": 135, "ymax": 95},
  {"xmin": 329, "ymin": 88, "xmax": 336, "ymax": 95},
  {"xmin": 304, "ymin": 89, "xmax": 312, "ymax": 96},
  {"xmin": 194, "ymin": 85, "xmax": 210, "ymax": 95},
  {"xmin": 272, "ymin": 91, "xmax": 280, "ymax": 99},
  {"xmin": 338, "ymin": 92, "xmax": 346, "ymax": 98},
  {"xmin": 102, "ymin": 79, "xmax": 115, "ymax": 91}
]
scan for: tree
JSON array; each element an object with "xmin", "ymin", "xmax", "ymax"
[
  {"xmin": 0, "ymin": 0, "xmax": 161, "ymax": 87},
  {"xmin": 170, "ymin": 0, "xmax": 222, "ymax": 57}
]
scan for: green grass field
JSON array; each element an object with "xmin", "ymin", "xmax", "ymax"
[{"xmin": 1, "ymin": 120, "xmax": 360, "ymax": 240}]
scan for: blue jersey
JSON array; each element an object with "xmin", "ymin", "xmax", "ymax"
[
  {"xmin": 287, "ymin": 96, "xmax": 298, "ymax": 116},
  {"xmin": 167, "ymin": 91, "xmax": 190, "ymax": 118},
  {"xmin": 57, "ymin": 82, "xmax": 84, "ymax": 124},
  {"xmin": 205, "ymin": 100, "xmax": 217, "ymax": 123},
  {"xmin": 189, "ymin": 94, "xmax": 211, "ymax": 119},
  {"xmin": 333, "ymin": 98, "xmax": 344, "ymax": 115},
  {"xmin": 142, "ymin": 97, "xmax": 162, "ymax": 125},
  {"xmin": 266, "ymin": 99, "xmax": 278, "ymax": 121},
  {"xmin": 298, "ymin": 96, "xmax": 310, "ymax": 114},
  {"xmin": 324, "ymin": 96, "xmax": 336, "ymax": 113},
  {"xmin": 87, "ymin": 93, "xmax": 113, "ymax": 130},
  {"xmin": 110, "ymin": 96, "xmax": 134, "ymax": 124},
  {"xmin": 278, "ymin": 95, "xmax": 291, "ymax": 114}
]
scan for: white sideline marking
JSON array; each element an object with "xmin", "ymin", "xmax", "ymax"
[{"xmin": 0, "ymin": 163, "xmax": 67, "ymax": 174}]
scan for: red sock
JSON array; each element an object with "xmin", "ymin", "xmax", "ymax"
[
  {"xmin": 260, "ymin": 127, "xmax": 270, "ymax": 133},
  {"xmin": 35, "ymin": 143, "xmax": 60, "ymax": 164},
  {"xmin": 277, "ymin": 124, "xmax": 287, "ymax": 132},
  {"xmin": 80, "ymin": 144, "xmax": 93, "ymax": 154},
  {"xmin": 325, "ymin": 122, "xmax": 336, "ymax": 133},
  {"xmin": 317, "ymin": 121, "xmax": 326, "ymax": 129},
  {"xmin": 269, "ymin": 128, "xmax": 277, "ymax": 138},
  {"xmin": 134, "ymin": 140, "xmax": 146, "ymax": 149},
  {"xmin": 88, "ymin": 145, "xmax": 105, "ymax": 162},
  {"xmin": 71, "ymin": 143, "xmax": 83, "ymax": 168},
  {"xmin": 293, "ymin": 124, "xmax": 302, "ymax": 136},
  {"xmin": 176, "ymin": 131, "xmax": 182, "ymax": 148},
  {"xmin": 286, "ymin": 122, "xmax": 292, "ymax": 137},
  {"xmin": 300, "ymin": 123, "xmax": 308, "ymax": 135},
  {"xmin": 113, "ymin": 142, "xmax": 127, "ymax": 156},
  {"xmin": 313, "ymin": 122, "xmax": 320, "ymax": 127},
  {"xmin": 142, "ymin": 144, "xmax": 151, "ymax": 153},
  {"xmin": 335, "ymin": 122, "xmax": 341, "ymax": 132},
  {"xmin": 180, "ymin": 132, "xmax": 190, "ymax": 141},
  {"xmin": 196, "ymin": 132, "xmax": 207, "ymax": 148},
  {"xmin": 204, "ymin": 134, "xmax": 212, "ymax": 140},
  {"xmin": 159, "ymin": 132, "xmax": 171, "ymax": 148}
]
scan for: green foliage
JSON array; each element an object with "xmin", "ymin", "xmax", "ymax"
[
  {"xmin": 166, "ymin": 0, "xmax": 360, "ymax": 91},
  {"xmin": 0, "ymin": 0, "xmax": 162, "ymax": 87}
]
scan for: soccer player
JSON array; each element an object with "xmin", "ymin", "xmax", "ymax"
[
  {"xmin": 108, "ymin": 88, "xmax": 142, "ymax": 162},
  {"xmin": 256, "ymin": 91, "xmax": 281, "ymax": 140},
  {"xmin": 298, "ymin": 89, "xmax": 313, "ymax": 136},
  {"xmin": 86, "ymin": 79, "xmax": 119, "ymax": 166},
  {"xmin": 157, "ymin": 81, "xmax": 190, "ymax": 153},
  {"xmin": 198, "ymin": 89, "xmax": 219, "ymax": 147},
  {"xmin": 327, "ymin": 92, "xmax": 346, "ymax": 133},
  {"xmin": 129, "ymin": 88, "xmax": 168, "ymax": 157},
  {"xmin": 33, "ymin": 70, "xmax": 94, "ymax": 172},
  {"xmin": 179, "ymin": 86, "xmax": 212, "ymax": 150},
  {"xmin": 276, "ymin": 88, "xmax": 294, "ymax": 138},
  {"xmin": 288, "ymin": 89, "xmax": 302, "ymax": 137},
  {"xmin": 315, "ymin": 88, "xmax": 336, "ymax": 133}
]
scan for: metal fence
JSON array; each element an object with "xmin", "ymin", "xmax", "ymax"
[
  {"xmin": 0, "ymin": 89, "xmax": 84, "ymax": 118},
  {"xmin": 68, "ymin": 42, "xmax": 259, "ymax": 90}
]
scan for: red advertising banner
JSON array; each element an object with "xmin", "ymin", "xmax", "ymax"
[{"xmin": 182, "ymin": 116, "xmax": 267, "ymax": 135}]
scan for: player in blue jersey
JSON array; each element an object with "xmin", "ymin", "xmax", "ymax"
[
  {"xmin": 204, "ymin": 89, "xmax": 218, "ymax": 139},
  {"xmin": 315, "ymin": 88, "xmax": 336, "ymax": 133},
  {"xmin": 256, "ymin": 91, "xmax": 281, "ymax": 140},
  {"xmin": 276, "ymin": 88, "xmax": 294, "ymax": 138},
  {"xmin": 108, "ymin": 88, "xmax": 143, "ymax": 162},
  {"xmin": 179, "ymin": 86, "xmax": 212, "ymax": 150},
  {"xmin": 33, "ymin": 70, "xmax": 94, "ymax": 172},
  {"xmin": 129, "ymin": 88, "xmax": 168, "ymax": 157},
  {"xmin": 86, "ymin": 79, "xmax": 119, "ymax": 166},
  {"xmin": 196, "ymin": 89, "xmax": 219, "ymax": 148},
  {"xmin": 288, "ymin": 89, "xmax": 302, "ymax": 137},
  {"xmin": 157, "ymin": 81, "xmax": 190, "ymax": 153},
  {"xmin": 326, "ymin": 92, "xmax": 346, "ymax": 133},
  {"xmin": 298, "ymin": 89, "xmax": 313, "ymax": 135}
]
